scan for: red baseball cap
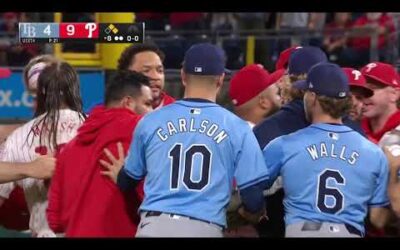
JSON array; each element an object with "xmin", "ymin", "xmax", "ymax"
[
  {"xmin": 0, "ymin": 68, "xmax": 11, "ymax": 79},
  {"xmin": 269, "ymin": 69, "xmax": 285, "ymax": 84},
  {"xmin": 229, "ymin": 64, "xmax": 272, "ymax": 106},
  {"xmin": 275, "ymin": 46, "xmax": 302, "ymax": 70},
  {"xmin": 361, "ymin": 62, "xmax": 400, "ymax": 88},
  {"xmin": 342, "ymin": 67, "xmax": 373, "ymax": 98}
]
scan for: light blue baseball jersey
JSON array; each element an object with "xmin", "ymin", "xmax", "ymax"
[
  {"xmin": 124, "ymin": 99, "xmax": 269, "ymax": 227},
  {"xmin": 263, "ymin": 123, "xmax": 389, "ymax": 234}
]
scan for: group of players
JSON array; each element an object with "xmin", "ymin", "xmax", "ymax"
[{"xmin": 0, "ymin": 40, "xmax": 399, "ymax": 237}]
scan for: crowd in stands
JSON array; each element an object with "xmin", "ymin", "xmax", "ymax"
[{"xmin": 0, "ymin": 12, "xmax": 398, "ymax": 70}]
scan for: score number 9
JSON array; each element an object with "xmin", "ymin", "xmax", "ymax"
[{"xmin": 66, "ymin": 24, "xmax": 75, "ymax": 36}]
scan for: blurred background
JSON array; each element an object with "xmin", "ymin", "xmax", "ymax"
[
  {"xmin": 0, "ymin": 11, "xmax": 399, "ymax": 237},
  {"xmin": 0, "ymin": 12, "xmax": 399, "ymax": 121}
]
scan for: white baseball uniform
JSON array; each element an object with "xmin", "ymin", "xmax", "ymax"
[{"xmin": 0, "ymin": 109, "xmax": 84, "ymax": 237}]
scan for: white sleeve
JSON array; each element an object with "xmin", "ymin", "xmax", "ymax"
[
  {"xmin": 0, "ymin": 135, "xmax": 17, "ymax": 199},
  {"xmin": 30, "ymin": 199, "xmax": 56, "ymax": 237}
]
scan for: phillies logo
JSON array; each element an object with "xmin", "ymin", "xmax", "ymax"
[
  {"xmin": 365, "ymin": 63, "xmax": 377, "ymax": 72},
  {"xmin": 351, "ymin": 70, "xmax": 362, "ymax": 80}
]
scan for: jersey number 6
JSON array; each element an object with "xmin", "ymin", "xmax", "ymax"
[
  {"xmin": 317, "ymin": 169, "xmax": 345, "ymax": 214},
  {"xmin": 169, "ymin": 144, "xmax": 211, "ymax": 191}
]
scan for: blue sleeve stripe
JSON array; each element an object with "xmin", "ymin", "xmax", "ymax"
[
  {"xmin": 238, "ymin": 174, "xmax": 270, "ymax": 190},
  {"xmin": 368, "ymin": 200, "xmax": 390, "ymax": 207}
]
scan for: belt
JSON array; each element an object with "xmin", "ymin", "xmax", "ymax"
[
  {"xmin": 301, "ymin": 221, "xmax": 363, "ymax": 237},
  {"xmin": 144, "ymin": 211, "xmax": 224, "ymax": 229}
]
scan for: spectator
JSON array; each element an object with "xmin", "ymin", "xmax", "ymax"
[
  {"xmin": 323, "ymin": 13, "xmax": 352, "ymax": 63},
  {"xmin": 210, "ymin": 13, "xmax": 237, "ymax": 33},
  {"xmin": 0, "ymin": 12, "xmax": 40, "ymax": 66},
  {"xmin": 235, "ymin": 13, "xmax": 270, "ymax": 66},
  {"xmin": 307, "ymin": 13, "xmax": 327, "ymax": 47},
  {"xmin": 278, "ymin": 13, "xmax": 310, "ymax": 46},
  {"xmin": 169, "ymin": 12, "xmax": 207, "ymax": 31},
  {"xmin": 136, "ymin": 13, "xmax": 167, "ymax": 31},
  {"xmin": 342, "ymin": 13, "xmax": 396, "ymax": 68}
]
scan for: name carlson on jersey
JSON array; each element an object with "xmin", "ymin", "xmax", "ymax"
[
  {"xmin": 306, "ymin": 142, "xmax": 359, "ymax": 165},
  {"xmin": 156, "ymin": 118, "xmax": 228, "ymax": 144}
]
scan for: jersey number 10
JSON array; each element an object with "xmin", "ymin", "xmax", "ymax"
[{"xmin": 169, "ymin": 144, "xmax": 211, "ymax": 191}]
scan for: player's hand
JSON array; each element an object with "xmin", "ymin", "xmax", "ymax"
[
  {"xmin": 383, "ymin": 146, "xmax": 400, "ymax": 173},
  {"xmin": 27, "ymin": 154, "xmax": 56, "ymax": 179},
  {"xmin": 100, "ymin": 142, "xmax": 124, "ymax": 184},
  {"xmin": 237, "ymin": 206, "xmax": 268, "ymax": 225}
]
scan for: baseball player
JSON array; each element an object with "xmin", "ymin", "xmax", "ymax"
[
  {"xmin": 253, "ymin": 46, "xmax": 366, "ymax": 238},
  {"xmin": 0, "ymin": 61, "xmax": 86, "ymax": 237},
  {"xmin": 47, "ymin": 71, "xmax": 153, "ymax": 237},
  {"xmin": 360, "ymin": 62, "xmax": 400, "ymax": 144},
  {"xmin": 226, "ymin": 64, "xmax": 282, "ymax": 237},
  {"xmin": 0, "ymin": 56, "xmax": 57, "ymax": 233},
  {"xmin": 23, "ymin": 55, "xmax": 58, "ymax": 94},
  {"xmin": 118, "ymin": 43, "xmax": 175, "ymax": 110},
  {"xmin": 342, "ymin": 67, "xmax": 373, "ymax": 122},
  {"xmin": 101, "ymin": 43, "xmax": 269, "ymax": 237},
  {"xmin": 229, "ymin": 64, "xmax": 281, "ymax": 127},
  {"xmin": 263, "ymin": 63, "xmax": 390, "ymax": 237},
  {"xmin": 384, "ymin": 147, "xmax": 400, "ymax": 218}
]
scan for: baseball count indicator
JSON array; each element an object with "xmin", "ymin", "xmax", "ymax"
[{"xmin": 19, "ymin": 22, "xmax": 145, "ymax": 44}]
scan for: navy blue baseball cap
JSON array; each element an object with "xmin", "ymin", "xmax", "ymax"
[
  {"xmin": 293, "ymin": 62, "xmax": 350, "ymax": 98},
  {"xmin": 288, "ymin": 46, "xmax": 328, "ymax": 76},
  {"xmin": 183, "ymin": 43, "xmax": 227, "ymax": 75}
]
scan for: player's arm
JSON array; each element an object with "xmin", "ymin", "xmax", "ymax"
[
  {"xmin": 237, "ymin": 180, "xmax": 269, "ymax": 223},
  {"xmin": 0, "ymin": 131, "xmax": 55, "ymax": 183},
  {"xmin": 261, "ymin": 137, "xmax": 285, "ymax": 188},
  {"xmin": 0, "ymin": 155, "xmax": 55, "ymax": 183},
  {"xmin": 0, "ymin": 136, "xmax": 16, "ymax": 206},
  {"xmin": 383, "ymin": 147, "xmax": 400, "ymax": 217},
  {"xmin": 101, "ymin": 120, "xmax": 147, "ymax": 191},
  {"xmin": 368, "ymin": 150, "xmax": 391, "ymax": 228},
  {"xmin": 234, "ymin": 130, "xmax": 271, "ymax": 223},
  {"xmin": 100, "ymin": 140, "xmax": 144, "ymax": 193},
  {"xmin": 100, "ymin": 142, "xmax": 142, "ymax": 191}
]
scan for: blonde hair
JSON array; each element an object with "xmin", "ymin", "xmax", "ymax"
[{"xmin": 283, "ymin": 74, "xmax": 307, "ymax": 101}]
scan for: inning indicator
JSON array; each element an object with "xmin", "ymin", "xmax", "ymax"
[{"xmin": 19, "ymin": 22, "xmax": 145, "ymax": 44}]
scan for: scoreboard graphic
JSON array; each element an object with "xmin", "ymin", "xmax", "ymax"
[{"xmin": 19, "ymin": 22, "xmax": 145, "ymax": 44}]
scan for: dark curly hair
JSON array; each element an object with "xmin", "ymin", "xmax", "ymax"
[
  {"xmin": 105, "ymin": 70, "xmax": 151, "ymax": 105},
  {"xmin": 117, "ymin": 43, "xmax": 165, "ymax": 71}
]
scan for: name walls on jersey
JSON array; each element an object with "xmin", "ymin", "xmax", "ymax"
[
  {"xmin": 0, "ymin": 90, "xmax": 34, "ymax": 108},
  {"xmin": 157, "ymin": 118, "xmax": 228, "ymax": 144},
  {"xmin": 306, "ymin": 143, "xmax": 360, "ymax": 165}
]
